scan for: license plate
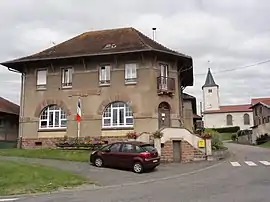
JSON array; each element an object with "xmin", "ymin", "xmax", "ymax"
[{"xmin": 153, "ymin": 160, "xmax": 158, "ymax": 163}]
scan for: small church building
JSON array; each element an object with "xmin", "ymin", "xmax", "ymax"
[{"xmin": 202, "ymin": 68, "xmax": 253, "ymax": 130}]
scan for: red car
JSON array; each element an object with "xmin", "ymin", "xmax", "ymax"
[{"xmin": 90, "ymin": 141, "xmax": 160, "ymax": 173}]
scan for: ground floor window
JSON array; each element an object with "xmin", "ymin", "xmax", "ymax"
[
  {"xmin": 39, "ymin": 105, "xmax": 67, "ymax": 129},
  {"xmin": 102, "ymin": 101, "xmax": 133, "ymax": 128}
]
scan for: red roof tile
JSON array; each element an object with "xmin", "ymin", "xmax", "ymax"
[
  {"xmin": 251, "ymin": 98, "xmax": 270, "ymax": 106},
  {"xmin": 204, "ymin": 104, "xmax": 252, "ymax": 114},
  {"xmin": 0, "ymin": 97, "xmax": 20, "ymax": 115}
]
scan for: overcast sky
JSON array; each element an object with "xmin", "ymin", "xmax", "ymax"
[{"xmin": 0, "ymin": 0, "xmax": 270, "ymax": 108}]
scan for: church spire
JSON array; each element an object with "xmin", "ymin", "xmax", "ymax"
[{"xmin": 202, "ymin": 68, "xmax": 218, "ymax": 89}]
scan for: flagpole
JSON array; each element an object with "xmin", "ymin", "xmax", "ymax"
[
  {"xmin": 77, "ymin": 97, "xmax": 81, "ymax": 139},
  {"xmin": 77, "ymin": 120, "xmax": 80, "ymax": 138}
]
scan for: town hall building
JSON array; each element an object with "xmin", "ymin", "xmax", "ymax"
[{"xmin": 202, "ymin": 68, "xmax": 253, "ymax": 130}]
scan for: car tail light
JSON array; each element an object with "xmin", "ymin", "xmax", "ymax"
[{"xmin": 140, "ymin": 152, "xmax": 151, "ymax": 158}]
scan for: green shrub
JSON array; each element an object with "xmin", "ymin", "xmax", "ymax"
[
  {"xmin": 256, "ymin": 134, "xmax": 269, "ymax": 145},
  {"xmin": 210, "ymin": 126, "xmax": 240, "ymax": 133},
  {"xmin": 211, "ymin": 134, "xmax": 224, "ymax": 150},
  {"xmin": 231, "ymin": 134, "xmax": 237, "ymax": 141}
]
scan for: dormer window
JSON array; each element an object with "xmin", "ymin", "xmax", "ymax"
[{"xmin": 103, "ymin": 43, "xmax": 116, "ymax": 50}]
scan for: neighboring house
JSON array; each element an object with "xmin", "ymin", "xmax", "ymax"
[
  {"xmin": 0, "ymin": 97, "xmax": 19, "ymax": 142},
  {"xmin": 250, "ymin": 98, "xmax": 270, "ymax": 137},
  {"xmin": 1, "ymin": 27, "xmax": 196, "ymax": 150},
  {"xmin": 182, "ymin": 93, "xmax": 202, "ymax": 131},
  {"xmin": 202, "ymin": 68, "xmax": 253, "ymax": 129}
]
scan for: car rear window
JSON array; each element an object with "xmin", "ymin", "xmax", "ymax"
[{"xmin": 139, "ymin": 145, "xmax": 155, "ymax": 152}]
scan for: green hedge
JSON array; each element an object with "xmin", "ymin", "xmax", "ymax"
[{"xmin": 210, "ymin": 126, "xmax": 240, "ymax": 133}]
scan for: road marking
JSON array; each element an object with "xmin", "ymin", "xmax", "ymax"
[
  {"xmin": 230, "ymin": 162, "xmax": 241, "ymax": 167},
  {"xmin": 259, "ymin": 161, "xmax": 270, "ymax": 166},
  {"xmin": 244, "ymin": 161, "xmax": 257, "ymax": 166},
  {"xmin": 0, "ymin": 198, "xmax": 19, "ymax": 202}
]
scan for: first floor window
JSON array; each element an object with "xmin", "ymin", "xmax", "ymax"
[
  {"xmin": 37, "ymin": 69, "xmax": 47, "ymax": 89},
  {"xmin": 102, "ymin": 101, "xmax": 133, "ymax": 128},
  {"xmin": 62, "ymin": 67, "xmax": 73, "ymax": 88},
  {"xmin": 39, "ymin": 105, "xmax": 67, "ymax": 129},
  {"xmin": 125, "ymin": 63, "xmax": 137, "ymax": 83},
  {"xmin": 99, "ymin": 65, "xmax": 110, "ymax": 84},
  {"xmin": 243, "ymin": 113, "xmax": 250, "ymax": 125},
  {"xmin": 226, "ymin": 114, "xmax": 233, "ymax": 126}
]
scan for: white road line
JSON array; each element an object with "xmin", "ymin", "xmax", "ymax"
[
  {"xmin": 230, "ymin": 162, "xmax": 241, "ymax": 167},
  {"xmin": 0, "ymin": 198, "xmax": 19, "ymax": 202},
  {"xmin": 244, "ymin": 161, "xmax": 257, "ymax": 166},
  {"xmin": 259, "ymin": 161, "xmax": 270, "ymax": 166}
]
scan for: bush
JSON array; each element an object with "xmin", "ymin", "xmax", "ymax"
[
  {"xmin": 256, "ymin": 133, "xmax": 269, "ymax": 145},
  {"xmin": 231, "ymin": 134, "xmax": 237, "ymax": 141},
  {"xmin": 210, "ymin": 126, "xmax": 240, "ymax": 133},
  {"xmin": 211, "ymin": 134, "xmax": 224, "ymax": 150}
]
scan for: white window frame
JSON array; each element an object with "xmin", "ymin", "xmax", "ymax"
[
  {"xmin": 39, "ymin": 105, "xmax": 67, "ymax": 129},
  {"xmin": 125, "ymin": 63, "xmax": 137, "ymax": 83},
  {"xmin": 61, "ymin": 67, "xmax": 73, "ymax": 88},
  {"xmin": 102, "ymin": 102, "xmax": 133, "ymax": 128},
  {"xmin": 99, "ymin": 65, "xmax": 111, "ymax": 85},
  {"xmin": 36, "ymin": 69, "xmax": 47, "ymax": 89}
]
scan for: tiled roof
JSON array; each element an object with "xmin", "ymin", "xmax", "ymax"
[
  {"xmin": 202, "ymin": 68, "xmax": 218, "ymax": 89},
  {"xmin": 204, "ymin": 104, "xmax": 252, "ymax": 114},
  {"xmin": 0, "ymin": 97, "xmax": 20, "ymax": 115},
  {"xmin": 1, "ymin": 27, "xmax": 191, "ymax": 64},
  {"xmin": 182, "ymin": 93, "xmax": 196, "ymax": 100},
  {"xmin": 250, "ymin": 97, "xmax": 270, "ymax": 108}
]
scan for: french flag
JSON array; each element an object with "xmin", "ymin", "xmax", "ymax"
[{"xmin": 76, "ymin": 98, "xmax": 81, "ymax": 122}]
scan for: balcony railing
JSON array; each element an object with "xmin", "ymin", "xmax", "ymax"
[{"xmin": 157, "ymin": 76, "xmax": 175, "ymax": 95}]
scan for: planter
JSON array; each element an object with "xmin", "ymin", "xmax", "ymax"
[{"xmin": 154, "ymin": 138, "xmax": 161, "ymax": 156}]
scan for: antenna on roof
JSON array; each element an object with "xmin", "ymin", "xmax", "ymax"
[{"xmin": 152, "ymin": 28, "xmax": 157, "ymax": 40}]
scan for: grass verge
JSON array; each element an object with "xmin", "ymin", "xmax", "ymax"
[
  {"xmin": 258, "ymin": 141, "xmax": 270, "ymax": 148},
  {"xmin": 0, "ymin": 149, "xmax": 90, "ymax": 162},
  {"xmin": 0, "ymin": 160, "xmax": 90, "ymax": 196}
]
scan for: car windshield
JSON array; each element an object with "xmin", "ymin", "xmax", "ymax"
[{"xmin": 140, "ymin": 144, "xmax": 155, "ymax": 152}]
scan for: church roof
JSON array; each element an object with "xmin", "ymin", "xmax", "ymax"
[
  {"xmin": 204, "ymin": 104, "xmax": 252, "ymax": 114},
  {"xmin": 202, "ymin": 68, "xmax": 218, "ymax": 89}
]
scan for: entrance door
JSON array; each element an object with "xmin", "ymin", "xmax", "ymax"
[
  {"xmin": 158, "ymin": 102, "xmax": 171, "ymax": 129},
  {"xmin": 160, "ymin": 64, "xmax": 168, "ymax": 90},
  {"xmin": 173, "ymin": 140, "xmax": 181, "ymax": 162}
]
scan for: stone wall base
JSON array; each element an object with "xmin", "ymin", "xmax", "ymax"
[
  {"xmin": 20, "ymin": 137, "xmax": 206, "ymax": 163},
  {"xmin": 20, "ymin": 136, "xmax": 128, "ymax": 149},
  {"xmin": 161, "ymin": 140, "xmax": 206, "ymax": 163}
]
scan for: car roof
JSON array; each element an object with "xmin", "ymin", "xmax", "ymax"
[{"xmin": 112, "ymin": 141, "xmax": 150, "ymax": 146}]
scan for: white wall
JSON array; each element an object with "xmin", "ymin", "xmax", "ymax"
[
  {"xmin": 203, "ymin": 86, "xmax": 220, "ymax": 111},
  {"xmin": 204, "ymin": 111, "xmax": 253, "ymax": 130}
]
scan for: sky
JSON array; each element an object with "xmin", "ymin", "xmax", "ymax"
[{"xmin": 0, "ymin": 0, "xmax": 270, "ymax": 107}]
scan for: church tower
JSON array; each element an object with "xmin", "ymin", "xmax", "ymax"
[{"xmin": 202, "ymin": 68, "xmax": 220, "ymax": 111}]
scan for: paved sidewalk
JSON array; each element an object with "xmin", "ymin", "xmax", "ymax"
[{"xmin": 0, "ymin": 156, "xmax": 219, "ymax": 186}]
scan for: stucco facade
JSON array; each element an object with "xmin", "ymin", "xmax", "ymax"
[
  {"xmin": 19, "ymin": 54, "xmax": 184, "ymax": 141},
  {"xmin": 203, "ymin": 111, "xmax": 253, "ymax": 130}
]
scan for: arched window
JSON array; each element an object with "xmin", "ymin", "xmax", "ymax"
[
  {"xmin": 39, "ymin": 105, "xmax": 67, "ymax": 129},
  {"xmin": 102, "ymin": 101, "xmax": 133, "ymax": 128},
  {"xmin": 243, "ymin": 113, "xmax": 250, "ymax": 125},
  {"xmin": 226, "ymin": 114, "xmax": 233, "ymax": 126}
]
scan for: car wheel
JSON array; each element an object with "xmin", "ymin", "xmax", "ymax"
[
  {"xmin": 94, "ymin": 157, "xmax": 103, "ymax": 167},
  {"xmin": 133, "ymin": 162, "xmax": 143, "ymax": 173}
]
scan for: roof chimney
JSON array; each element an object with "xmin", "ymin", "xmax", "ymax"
[{"xmin": 152, "ymin": 28, "xmax": 157, "ymax": 40}]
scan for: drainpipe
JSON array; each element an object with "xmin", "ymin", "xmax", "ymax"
[{"xmin": 8, "ymin": 68, "xmax": 25, "ymax": 149}]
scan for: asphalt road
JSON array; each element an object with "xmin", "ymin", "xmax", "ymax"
[{"xmin": 5, "ymin": 143, "xmax": 270, "ymax": 202}]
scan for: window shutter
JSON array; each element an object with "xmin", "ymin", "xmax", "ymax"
[
  {"xmin": 37, "ymin": 70, "xmax": 47, "ymax": 85},
  {"xmin": 131, "ymin": 64, "xmax": 137, "ymax": 78},
  {"xmin": 99, "ymin": 67, "xmax": 105, "ymax": 81},
  {"xmin": 105, "ymin": 65, "xmax": 110, "ymax": 80}
]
